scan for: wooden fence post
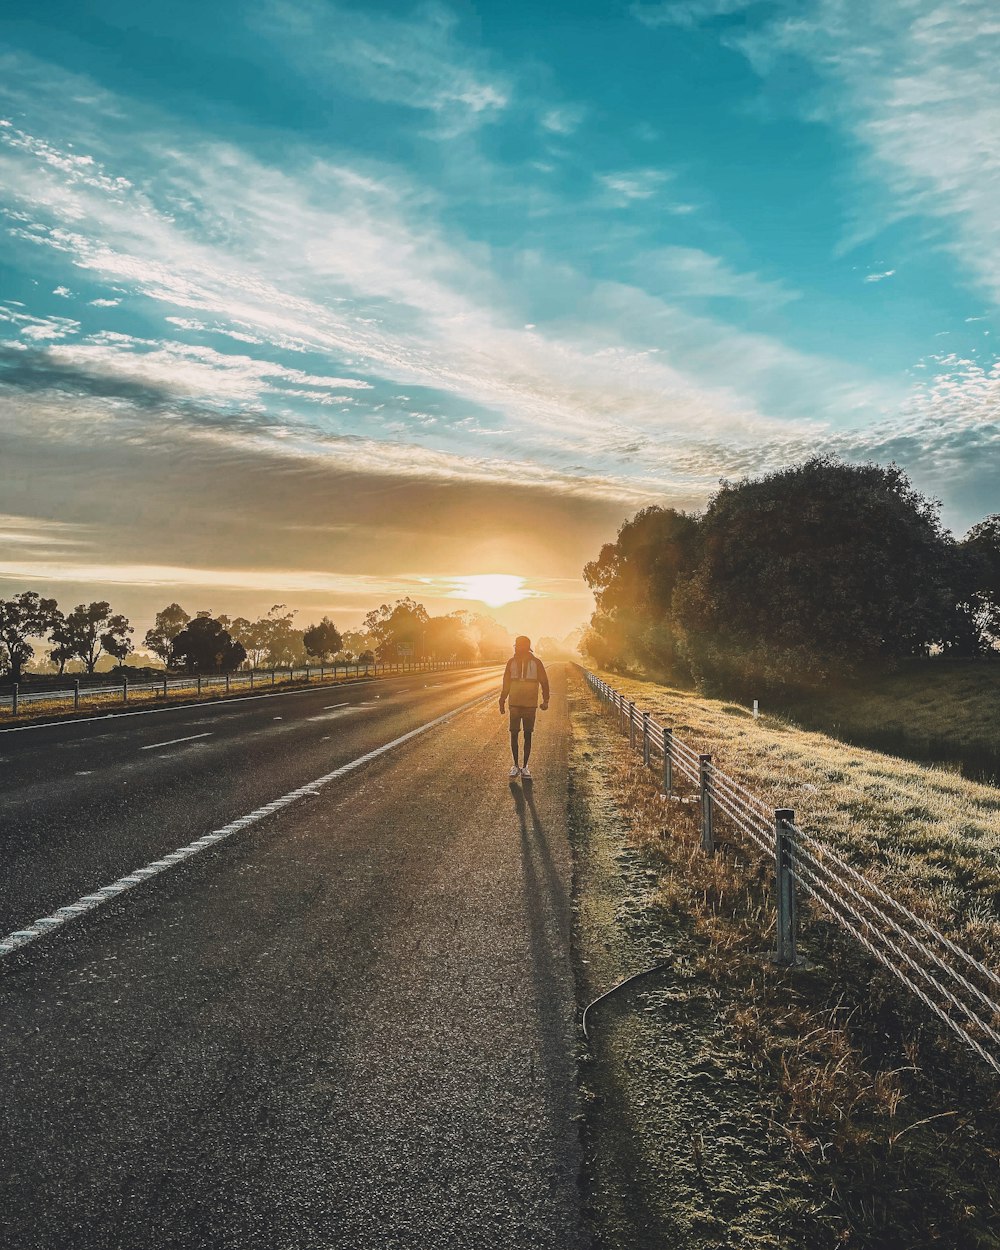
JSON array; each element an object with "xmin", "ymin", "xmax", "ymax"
[
  {"xmin": 774, "ymin": 809, "xmax": 798, "ymax": 965},
  {"xmin": 699, "ymin": 754, "xmax": 714, "ymax": 854}
]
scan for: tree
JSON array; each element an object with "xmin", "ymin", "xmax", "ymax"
[
  {"xmin": 0, "ymin": 591, "xmax": 59, "ymax": 680},
  {"xmin": 302, "ymin": 617, "xmax": 343, "ymax": 663},
  {"xmin": 363, "ymin": 597, "xmax": 430, "ymax": 662},
  {"xmin": 144, "ymin": 603, "xmax": 191, "ymax": 666},
  {"xmin": 339, "ymin": 628, "xmax": 373, "ymax": 661},
  {"xmin": 59, "ymin": 602, "xmax": 134, "ymax": 674},
  {"xmin": 170, "ymin": 616, "xmax": 247, "ymax": 674},
  {"xmin": 582, "ymin": 507, "xmax": 699, "ymax": 673},
  {"xmin": 961, "ymin": 515, "xmax": 1000, "ymax": 650},
  {"xmin": 424, "ymin": 611, "xmax": 477, "ymax": 661},
  {"xmin": 672, "ymin": 458, "xmax": 959, "ymax": 691}
]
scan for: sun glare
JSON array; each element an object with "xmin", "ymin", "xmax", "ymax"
[{"xmin": 450, "ymin": 574, "xmax": 531, "ymax": 608}]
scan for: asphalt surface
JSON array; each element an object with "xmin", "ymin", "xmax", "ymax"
[{"xmin": 0, "ymin": 662, "xmax": 592, "ymax": 1248}]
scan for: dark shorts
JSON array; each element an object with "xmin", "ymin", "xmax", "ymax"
[{"xmin": 509, "ymin": 706, "xmax": 537, "ymax": 733}]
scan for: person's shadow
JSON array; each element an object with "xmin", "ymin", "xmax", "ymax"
[{"xmin": 508, "ymin": 779, "xmax": 571, "ymax": 1043}]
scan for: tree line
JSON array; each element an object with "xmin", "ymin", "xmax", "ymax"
[
  {"xmin": 0, "ymin": 594, "xmax": 513, "ymax": 681},
  {"xmin": 582, "ymin": 457, "xmax": 1000, "ymax": 694}
]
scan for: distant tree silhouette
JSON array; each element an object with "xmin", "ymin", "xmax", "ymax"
[
  {"xmin": 145, "ymin": 603, "xmax": 191, "ymax": 665},
  {"xmin": 60, "ymin": 602, "xmax": 133, "ymax": 674},
  {"xmin": 303, "ymin": 617, "xmax": 343, "ymax": 662},
  {"xmin": 170, "ymin": 615, "xmax": 246, "ymax": 674},
  {"xmin": 0, "ymin": 591, "xmax": 59, "ymax": 680},
  {"xmin": 364, "ymin": 597, "xmax": 429, "ymax": 661}
]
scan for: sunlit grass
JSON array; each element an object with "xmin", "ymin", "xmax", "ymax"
[
  {"xmin": 572, "ymin": 666, "xmax": 1000, "ymax": 1246},
  {"xmin": 587, "ymin": 665, "xmax": 1000, "ymax": 967}
]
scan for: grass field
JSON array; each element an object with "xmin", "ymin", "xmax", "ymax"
[
  {"xmin": 771, "ymin": 658, "xmax": 1000, "ymax": 786},
  {"xmin": 574, "ymin": 665, "xmax": 1000, "ymax": 1249}
]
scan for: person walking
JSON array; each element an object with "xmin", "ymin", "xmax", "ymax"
[{"xmin": 499, "ymin": 635, "xmax": 549, "ymax": 781}]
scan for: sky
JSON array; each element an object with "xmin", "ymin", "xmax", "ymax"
[{"xmin": 2, "ymin": 0, "xmax": 999, "ymax": 642}]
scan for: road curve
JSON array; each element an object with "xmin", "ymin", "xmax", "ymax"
[{"xmin": 0, "ymin": 662, "xmax": 591, "ymax": 1249}]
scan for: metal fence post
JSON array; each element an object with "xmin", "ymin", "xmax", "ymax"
[
  {"xmin": 642, "ymin": 711, "xmax": 651, "ymax": 766},
  {"xmin": 271, "ymin": 669, "xmax": 275, "ymax": 687},
  {"xmin": 699, "ymin": 754, "xmax": 714, "ymax": 854},
  {"xmin": 250, "ymin": 669, "xmax": 255, "ymax": 689},
  {"xmin": 12, "ymin": 683, "xmax": 18, "ymax": 717},
  {"xmin": 122, "ymin": 676, "xmax": 128, "ymax": 704},
  {"xmin": 74, "ymin": 679, "xmax": 80, "ymax": 710},
  {"xmin": 662, "ymin": 727, "xmax": 673, "ymax": 794},
  {"xmin": 197, "ymin": 675, "xmax": 202, "ymax": 695},
  {"xmin": 774, "ymin": 808, "xmax": 797, "ymax": 965},
  {"xmin": 162, "ymin": 673, "xmax": 168, "ymax": 699},
  {"xmin": 628, "ymin": 701, "xmax": 636, "ymax": 748},
  {"xmin": 225, "ymin": 672, "xmax": 230, "ymax": 693}
]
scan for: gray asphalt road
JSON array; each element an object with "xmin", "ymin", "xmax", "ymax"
[
  {"xmin": 0, "ymin": 666, "xmax": 496, "ymax": 936},
  {"xmin": 0, "ymin": 663, "xmax": 591, "ymax": 1249}
]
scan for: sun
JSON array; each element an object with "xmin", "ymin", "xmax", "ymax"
[{"xmin": 450, "ymin": 574, "xmax": 531, "ymax": 608}]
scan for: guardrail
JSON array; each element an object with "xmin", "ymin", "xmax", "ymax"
[
  {"xmin": 581, "ymin": 667, "xmax": 1000, "ymax": 1077},
  {"xmin": 0, "ymin": 658, "xmax": 474, "ymax": 718}
]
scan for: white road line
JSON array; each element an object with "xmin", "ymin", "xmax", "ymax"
[
  {"xmin": 139, "ymin": 732, "xmax": 212, "ymax": 751},
  {"xmin": 0, "ymin": 689, "xmax": 494, "ymax": 960},
  {"xmin": 323, "ymin": 703, "xmax": 349, "ymax": 709}
]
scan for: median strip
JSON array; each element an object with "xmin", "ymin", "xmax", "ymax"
[{"xmin": 0, "ymin": 689, "xmax": 494, "ymax": 960}]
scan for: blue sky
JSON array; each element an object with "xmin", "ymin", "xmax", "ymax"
[{"xmin": 2, "ymin": 0, "xmax": 999, "ymax": 636}]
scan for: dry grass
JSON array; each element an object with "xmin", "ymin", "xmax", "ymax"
[
  {"xmin": 591, "ymin": 667, "xmax": 1000, "ymax": 972},
  {"xmin": 575, "ymin": 665, "xmax": 1000, "ymax": 1248}
]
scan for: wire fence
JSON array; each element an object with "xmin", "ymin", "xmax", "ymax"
[
  {"xmin": 581, "ymin": 667, "xmax": 1000, "ymax": 1077},
  {"xmin": 0, "ymin": 658, "xmax": 476, "ymax": 718}
]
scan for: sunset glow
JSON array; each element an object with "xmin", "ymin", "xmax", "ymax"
[{"xmin": 449, "ymin": 575, "xmax": 532, "ymax": 609}]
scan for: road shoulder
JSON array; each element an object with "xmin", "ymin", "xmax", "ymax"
[{"xmin": 567, "ymin": 670, "xmax": 831, "ymax": 1250}]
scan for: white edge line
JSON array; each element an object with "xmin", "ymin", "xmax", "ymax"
[
  {"xmin": 0, "ymin": 689, "xmax": 495, "ymax": 960},
  {"xmin": 139, "ymin": 732, "xmax": 212, "ymax": 751},
  {"xmin": 0, "ymin": 666, "xmax": 499, "ymax": 735}
]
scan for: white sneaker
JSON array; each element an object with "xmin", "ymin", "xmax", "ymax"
[
  {"xmin": 520, "ymin": 766, "xmax": 532, "ymax": 781},
  {"xmin": 509, "ymin": 765, "xmax": 520, "ymax": 779}
]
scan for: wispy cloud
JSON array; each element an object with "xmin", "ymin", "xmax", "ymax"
[
  {"xmin": 864, "ymin": 269, "xmax": 896, "ymax": 283},
  {"xmin": 730, "ymin": 1, "xmax": 1000, "ymax": 301},
  {"xmin": 253, "ymin": 0, "xmax": 510, "ymax": 133},
  {"xmin": 635, "ymin": 246, "xmax": 799, "ymax": 307},
  {"xmin": 631, "ymin": 0, "xmax": 767, "ymax": 29}
]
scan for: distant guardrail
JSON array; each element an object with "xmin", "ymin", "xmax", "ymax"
[
  {"xmin": 0, "ymin": 658, "xmax": 477, "ymax": 718},
  {"xmin": 581, "ymin": 667, "xmax": 1000, "ymax": 1077}
]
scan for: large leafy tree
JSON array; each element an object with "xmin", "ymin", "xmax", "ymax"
[
  {"xmin": 424, "ymin": 611, "xmax": 478, "ymax": 661},
  {"xmin": 144, "ymin": 603, "xmax": 191, "ymax": 666},
  {"xmin": 672, "ymin": 458, "xmax": 960, "ymax": 690},
  {"xmin": 59, "ymin": 602, "xmax": 134, "ymax": 674},
  {"xmin": 0, "ymin": 591, "xmax": 59, "ymax": 680},
  {"xmin": 302, "ymin": 617, "xmax": 343, "ymax": 662},
  {"xmin": 170, "ymin": 615, "xmax": 247, "ymax": 674},
  {"xmin": 582, "ymin": 506, "xmax": 699, "ymax": 673},
  {"xmin": 363, "ymin": 597, "xmax": 429, "ymax": 661},
  {"xmin": 961, "ymin": 515, "xmax": 1000, "ymax": 650}
]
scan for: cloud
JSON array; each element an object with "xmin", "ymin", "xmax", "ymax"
[
  {"xmin": 631, "ymin": 0, "xmax": 767, "ymax": 29},
  {"xmin": 635, "ymin": 246, "xmax": 799, "ymax": 307},
  {"xmin": 253, "ymin": 1, "xmax": 510, "ymax": 132},
  {"xmin": 540, "ymin": 105, "xmax": 586, "ymax": 135},
  {"xmin": 864, "ymin": 269, "xmax": 896, "ymax": 283},
  {"xmin": 597, "ymin": 168, "xmax": 671, "ymax": 202},
  {"xmin": 730, "ymin": 1, "xmax": 1000, "ymax": 302}
]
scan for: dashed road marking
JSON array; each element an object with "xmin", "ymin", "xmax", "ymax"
[
  {"xmin": 140, "ymin": 732, "xmax": 212, "ymax": 751},
  {"xmin": 0, "ymin": 690, "xmax": 494, "ymax": 960}
]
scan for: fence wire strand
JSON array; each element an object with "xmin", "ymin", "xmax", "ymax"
[{"xmin": 582, "ymin": 669, "xmax": 1000, "ymax": 1076}]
